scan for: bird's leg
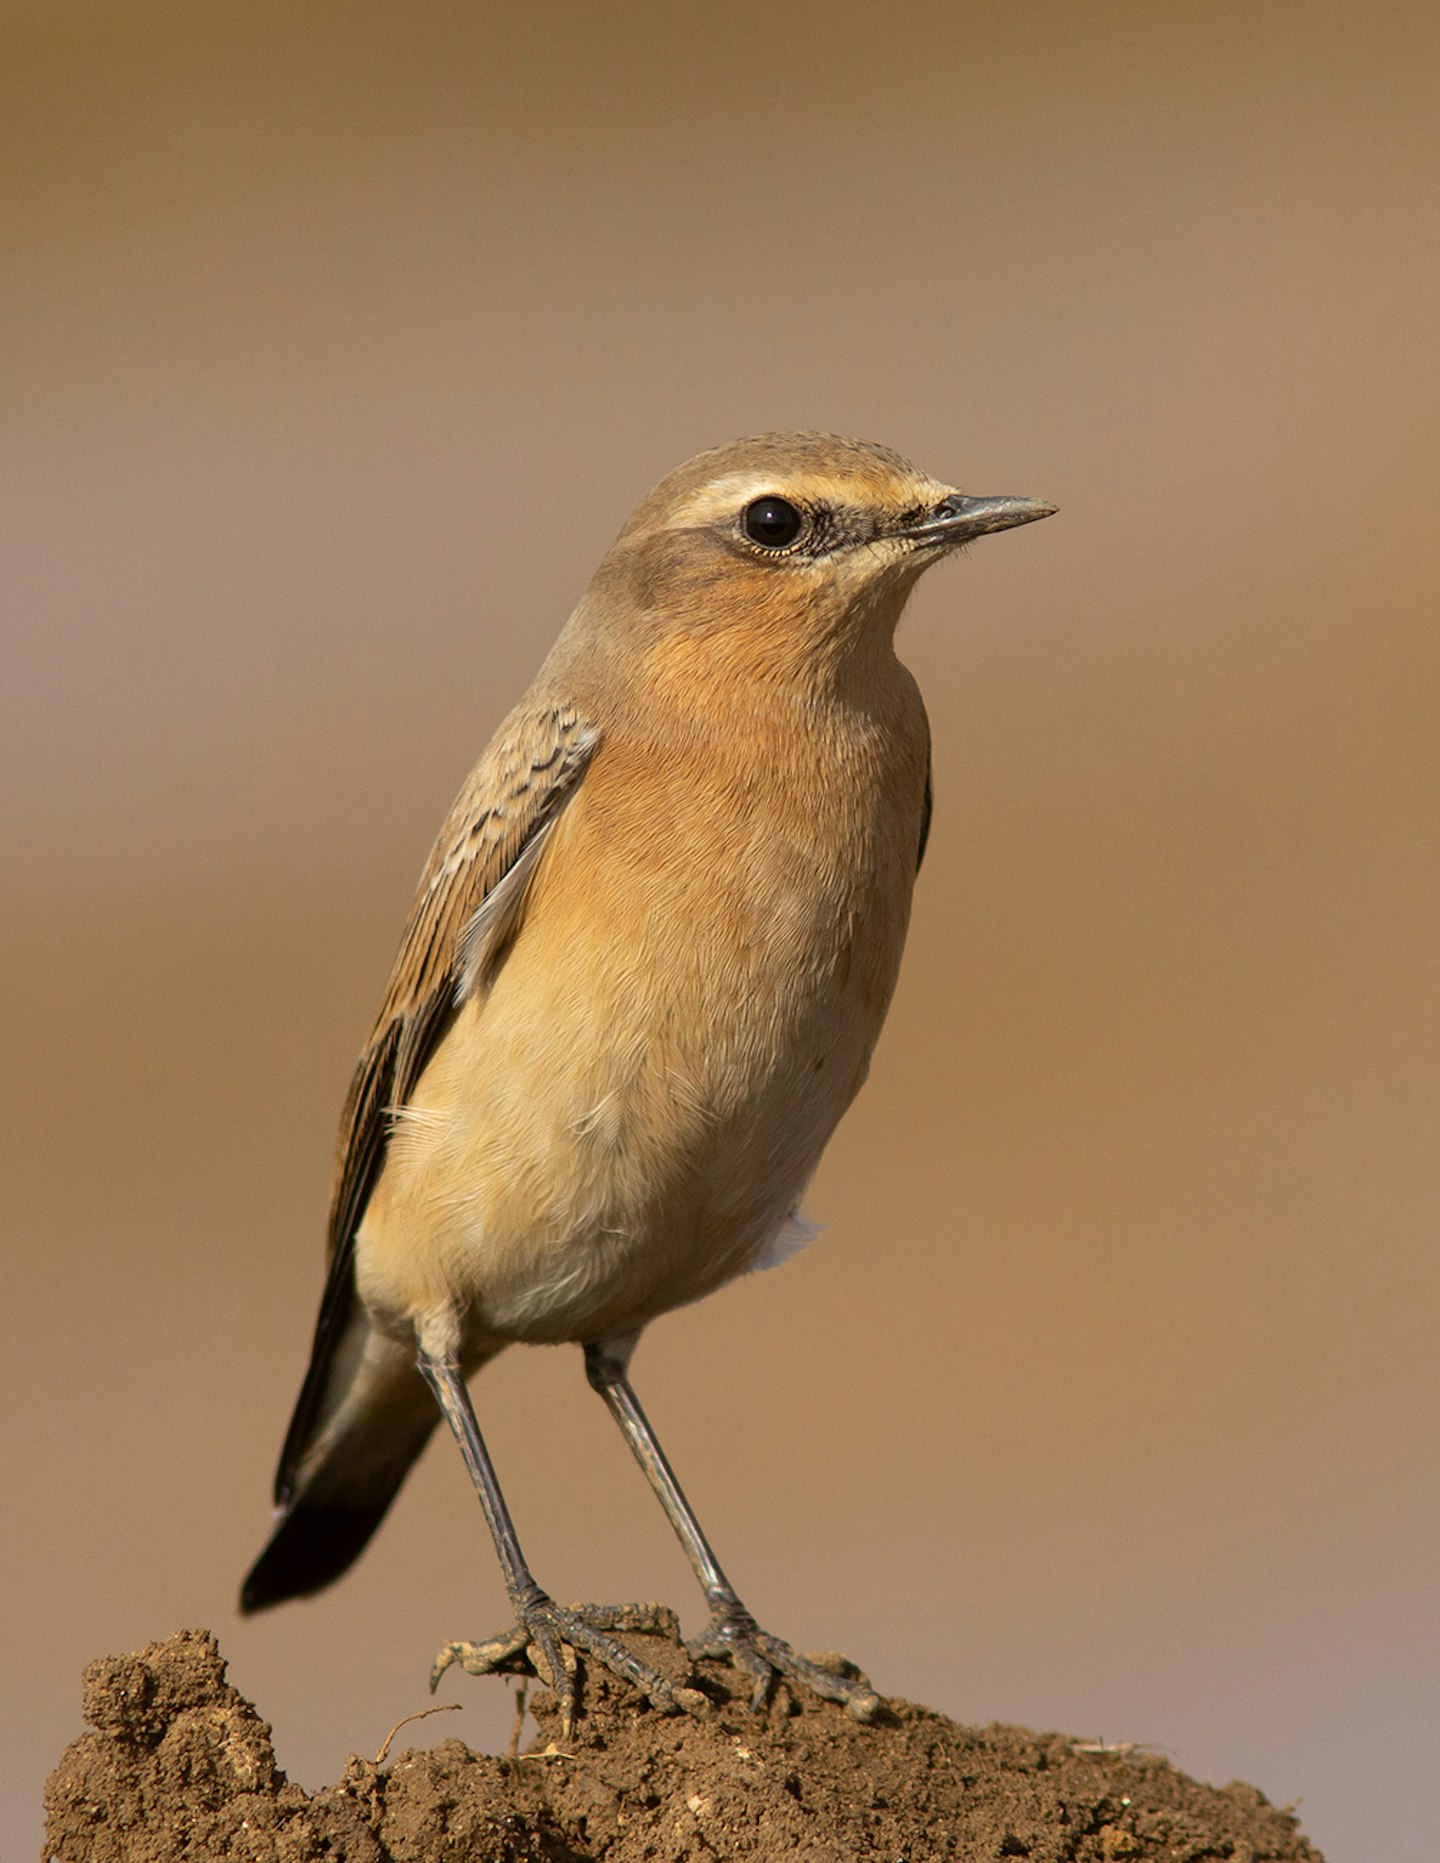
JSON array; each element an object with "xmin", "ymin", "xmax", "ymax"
[
  {"xmin": 583, "ymin": 1337, "xmax": 882, "ymax": 1721},
  {"xmin": 418, "ymin": 1350, "xmax": 705, "ymax": 1736}
]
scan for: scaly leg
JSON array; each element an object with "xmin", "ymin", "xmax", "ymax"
[
  {"xmin": 419, "ymin": 1351, "xmax": 706, "ymax": 1736},
  {"xmin": 583, "ymin": 1337, "xmax": 881, "ymax": 1720}
]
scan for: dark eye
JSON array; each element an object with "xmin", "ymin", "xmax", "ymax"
[{"xmin": 742, "ymin": 495, "xmax": 805, "ymax": 550}]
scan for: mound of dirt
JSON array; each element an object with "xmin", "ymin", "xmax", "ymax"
[{"xmin": 45, "ymin": 1626, "xmax": 1322, "ymax": 1861}]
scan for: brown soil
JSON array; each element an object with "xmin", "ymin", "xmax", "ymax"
[{"xmin": 44, "ymin": 1627, "xmax": 1323, "ymax": 1862}]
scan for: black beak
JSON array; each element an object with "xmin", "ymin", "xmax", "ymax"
[{"xmin": 907, "ymin": 492, "xmax": 1058, "ymax": 546}]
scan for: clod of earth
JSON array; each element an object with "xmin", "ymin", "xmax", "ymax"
[{"xmin": 44, "ymin": 1626, "xmax": 1324, "ymax": 1862}]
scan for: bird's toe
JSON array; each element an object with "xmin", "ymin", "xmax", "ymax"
[
  {"xmin": 431, "ymin": 1596, "xmax": 707, "ymax": 1733},
  {"xmin": 687, "ymin": 1603, "xmax": 882, "ymax": 1720}
]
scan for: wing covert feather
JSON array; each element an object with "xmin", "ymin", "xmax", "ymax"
[
  {"xmin": 274, "ymin": 702, "xmax": 597, "ymax": 1505},
  {"xmin": 328, "ymin": 701, "xmax": 600, "ymax": 1260}
]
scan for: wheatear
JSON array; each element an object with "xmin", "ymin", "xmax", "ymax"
[{"xmin": 242, "ymin": 433, "xmax": 1054, "ymax": 1731}]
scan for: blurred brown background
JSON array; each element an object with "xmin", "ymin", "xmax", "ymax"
[{"xmin": 5, "ymin": 3, "xmax": 1437, "ymax": 1856}]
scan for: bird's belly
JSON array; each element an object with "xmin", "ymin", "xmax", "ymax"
[{"xmin": 354, "ymin": 847, "xmax": 908, "ymax": 1357}]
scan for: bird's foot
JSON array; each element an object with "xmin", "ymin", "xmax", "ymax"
[
  {"xmin": 687, "ymin": 1600, "xmax": 883, "ymax": 1721},
  {"xmin": 431, "ymin": 1596, "xmax": 708, "ymax": 1739}
]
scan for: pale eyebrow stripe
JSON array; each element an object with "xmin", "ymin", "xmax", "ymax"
[{"xmin": 668, "ymin": 473, "xmax": 797, "ymax": 527}]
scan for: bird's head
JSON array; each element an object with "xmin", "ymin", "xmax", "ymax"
[{"xmin": 580, "ymin": 432, "xmax": 1055, "ymax": 694}]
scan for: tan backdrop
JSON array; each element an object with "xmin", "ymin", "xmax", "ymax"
[{"xmin": 5, "ymin": 4, "xmax": 1438, "ymax": 1857}]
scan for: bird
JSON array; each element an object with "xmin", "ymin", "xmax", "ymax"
[{"xmin": 241, "ymin": 432, "xmax": 1055, "ymax": 1733}]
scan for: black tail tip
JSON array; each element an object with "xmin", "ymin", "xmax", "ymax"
[
  {"xmin": 240, "ymin": 1500, "xmax": 388, "ymax": 1614},
  {"xmin": 238, "ymin": 1571, "xmax": 271, "ymax": 1616}
]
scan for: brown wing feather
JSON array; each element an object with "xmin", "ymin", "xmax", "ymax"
[
  {"xmin": 916, "ymin": 727, "xmax": 933, "ymax": 872},
  {"xmin": 273, "ymin": 701, "xmax": 599, "ymax": 1504}
]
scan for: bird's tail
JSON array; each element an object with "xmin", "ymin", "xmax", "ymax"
[{"xmin": 240, "ymin": 1306, "xmax": 440, "ymax": 1613}]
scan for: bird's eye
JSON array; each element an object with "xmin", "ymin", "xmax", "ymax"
[{"xmin": 741, "ymin": 495, "xmax": 805, "ymax": 550}]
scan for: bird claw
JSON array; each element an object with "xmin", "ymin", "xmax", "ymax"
[
  {"xmin": 431, "ymin": 1597, "xmax": 707, "ymax": 1738},
  {"xmin": 686, "ymin": 1602, "xmax": 883, "ymax": 1721}
]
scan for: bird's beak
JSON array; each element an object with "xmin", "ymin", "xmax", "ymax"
[{"xmin": 906, "ymin": 492, "xmax": 1058, "ymax": 547}]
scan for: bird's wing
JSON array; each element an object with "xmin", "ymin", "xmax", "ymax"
[
  {"xmin": 328, "ymin": 700, "xmax": 600, "ymax": 1259},
  {"xmin": 916, "ymin": 733, "xmax": 934, "ymax": 872},
  {"xmin": 273, "ymin": 700, "xmax": 599, "ymax": 1504}
]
